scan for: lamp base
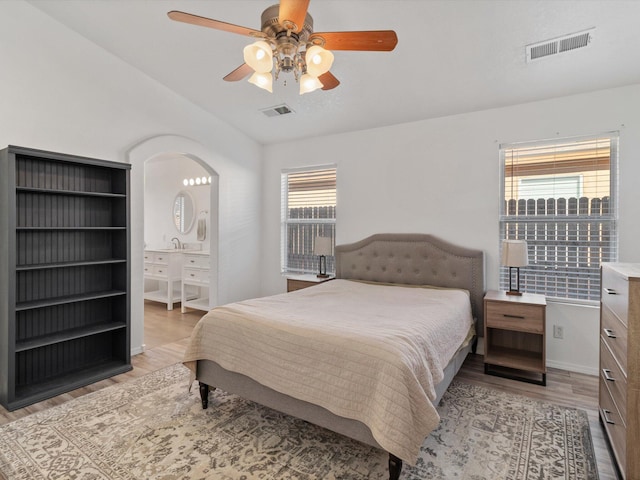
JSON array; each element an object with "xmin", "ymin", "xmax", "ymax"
[
  {"xmin": 316, "ymin": 273, "xmax": 330, "ymax": 279},
  {"xmin": 506, "ymin": 290, "xmax": 523, "ymax": 296}
]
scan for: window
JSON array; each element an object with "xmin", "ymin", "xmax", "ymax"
[
  {"xmin": 281, "ymin": 166, "xmax": 336, "ymax": 275},
  {"xmin": 499, "ymin": 134, "xmax": 618, "ymax": 302}
]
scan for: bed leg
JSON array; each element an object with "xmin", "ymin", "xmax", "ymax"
[
  {"xmin": 472, "ymin": 336, "xmax": 478, "ymax": 354},
  {"xmin": 388, "ymin": 453, "xmax": 402, "ymax": 480},
  {"xmin": 199, "ymin": 382, "xmax": 210, "ymax": 409}
]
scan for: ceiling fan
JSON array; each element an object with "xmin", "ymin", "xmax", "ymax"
[{"xmin": 168, "ymin": 0, "xmax": 398, "ymax": 95}]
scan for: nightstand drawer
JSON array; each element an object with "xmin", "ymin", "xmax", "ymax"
[
  {"xmin": 601, "ymin": 338, "xmax": 628, "ymax": 420},
  {"xmin": 600, "ymin": 376, "xmax": 627, "ymax": 468},
  {"xmin": 486, "ymin": 302, "xmax": 544, "ymax": 333},
  {"xmin": 287, "ymin": 279, "xmax": 314, "ymax": 292},
  {"xmin": 601, "ymin": 303, "xmax": 628, "ymax": 373},
  {"xmin": 602, "ymin": 267, "xmax": 629, "ymax": 326}
]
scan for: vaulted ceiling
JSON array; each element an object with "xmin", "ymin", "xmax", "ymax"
[{"xmin": 28, "ymin": 0, "xmax": 640, "ymax": 145}]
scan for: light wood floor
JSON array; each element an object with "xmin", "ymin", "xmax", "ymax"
[{"xmin": 0, "ymin": 301, "xmax": 618, "ymax": 479}]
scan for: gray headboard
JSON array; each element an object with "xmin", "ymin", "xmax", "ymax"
[{"xmin": 335, "ymin": 233, "xmax": 486, "ymax": 334}]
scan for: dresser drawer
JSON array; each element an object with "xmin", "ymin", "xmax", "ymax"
[
  {"xmin": 143, "ymin": 263, "xmax": 153, "ymax": 275},
  {"xmin": 143, "ymin": 252, "xmax": 153, "ymax": 262},
  {"xmin": 600, "ymin": 376, "xmax": 627, "ymax": 470},
  {"xmin": 153, "ymin": 253, "xmax": 169, "ymax": 265},
  {"xmin": 485, "ymin": 302, "xmax": 544, "ymax": 333},
  {"xmin": 184, "ymin": 254, "xmax": 209, "ymax": 270},
  {"xmin": 601, "ymin": 303, "xmax": 628, "ymax": 374},
  {"xmin": 602, "ymin": 266, "xmax": 629, "ymax": 327},
  {"xmin": 152, "ymin": 265, "xmax": 168, "ymax": 278},
  {"xmin": 183, "ymin": 268, "xmax": 208, "ymax": 284},
  {"xmin": 600, "ymin": 338, "xmax": 628, "ymax": 420}
]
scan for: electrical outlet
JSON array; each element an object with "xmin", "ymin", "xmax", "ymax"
[{"xmin": 553, "ymin": 325, "xmax": 564, "ymax": 339}]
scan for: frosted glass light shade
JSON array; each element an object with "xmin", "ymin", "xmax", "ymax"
[
  {"xmin": 248, "ymin": 71, "xmax": 273, "ymax": 93},
  {"xmin": 243, "ymin": 41, "xmax": 273, "ymax": 73},
  {"xmin": 299, "ymin": 73, "xmax": 323, "ymax": 95},
  {"xmin": 305, "ymin": 45, "xmax": 334, "ymax": 77}
]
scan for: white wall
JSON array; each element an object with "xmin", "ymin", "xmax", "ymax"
[
  {"xmin": 261, "ymin": 84, "xmax": 640, "ymax": 375},
  {"xmin": 0, "ymin": 1, "xmax": 263, "ymax": 353}
]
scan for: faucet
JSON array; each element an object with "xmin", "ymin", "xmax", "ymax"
[{"xmin": 170, "ymin": 237, "xmax": 182, "ymax": 249}]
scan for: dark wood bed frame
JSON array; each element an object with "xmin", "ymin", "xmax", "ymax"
[{"xmin": 196, "ymin": 233, "xmax": 485, "ymax": 480}]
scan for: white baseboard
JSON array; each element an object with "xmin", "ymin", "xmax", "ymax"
[
  {"xmin": 546, "ymin": 359, "xmax": 598, "ymax": 377},
  {"xmin": 131, "ymin": 344, "xmax": 145, "ymax": 356}
]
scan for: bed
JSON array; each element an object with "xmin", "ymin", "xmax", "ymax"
[{"xmin": 183, "ymin": 233, "xmax": 485, "ymax": 480}]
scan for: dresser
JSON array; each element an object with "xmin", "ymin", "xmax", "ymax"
[
  {"xmin": 181, "ymin": 252, "xmax": 211, "ymax": 312},
  {"xmin": 143, "ymin": 250, "xmax": 183, "ymax": 310},
  {"xmin": 599, "ymin": 263, "xmax": 640, "ymax": 479}
]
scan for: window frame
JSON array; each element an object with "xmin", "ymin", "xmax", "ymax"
[
  {"xmin": 281, "ymin": 165, "xmax": 337, "ymax": 276},
  {"xmin": 499, "ymin": 133, "xmax": 619, "ymax": 304}
]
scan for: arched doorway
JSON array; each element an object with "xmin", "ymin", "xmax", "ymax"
[{"xmin": 127, "ymin": 135, "xmax": 219, "ymax": 354}]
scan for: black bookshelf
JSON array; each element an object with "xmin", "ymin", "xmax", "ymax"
[{"xmin": 0, "ymin": 145, "xmax": 131, "ymax": 411}]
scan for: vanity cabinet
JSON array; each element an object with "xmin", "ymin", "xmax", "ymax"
[
  {"xmin": 0, "ymin": 145, "xmax": 131, "ymax": 411},
  {"xmin": 143, "ymin": 250, "xmax": 183, "ymax": 310},
  {"xmin": 182, "ymin": 252, "xmax": 211, "ymax": 312}
]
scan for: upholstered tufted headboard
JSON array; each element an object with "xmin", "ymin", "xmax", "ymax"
[{"xmin": 335, "ymin": 233, "xmax": 486, "ymax": 334}]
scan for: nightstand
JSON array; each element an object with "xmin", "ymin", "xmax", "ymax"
[
  {"xmin": 483, "ymin": 290, "xmax": 547, "ymax": 385},
  {"xmin": 286, "ymin": 274, "xmax": 334, "ymax": 292}
]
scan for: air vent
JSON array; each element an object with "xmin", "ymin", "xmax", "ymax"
[
  {"xmin": 526, "ymin": 28, "xmax": 594, "ymax": 63},
  {"xmin": 261, "ymin": 104, "xmax": 295, "ymax": 117}
]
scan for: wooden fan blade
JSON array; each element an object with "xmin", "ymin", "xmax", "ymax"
[
  {"xmin": 310, "ymin": 31, "xmax": 398, "ymax": 51},
  {"xmin": 223, "ymin": 63, "xmax": 253, "ymax": 82},
  {"xmin": 319, "ymin": 71, "xmax": 340, "ymax": 91},
  {"xmin": 168, "ymin": 11, "xmax": 262, "ymax": 37},
  {"xmin": 278, "ymin": 0, "xmax": 310, "ymax": 33}
]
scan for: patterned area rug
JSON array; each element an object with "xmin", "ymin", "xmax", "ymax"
[{"xmin": 0, "ymin": 364, "xmax": 599, "ymax": 480}]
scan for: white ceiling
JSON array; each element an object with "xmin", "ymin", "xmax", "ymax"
[{"xmin": 27, "ymin": 0, "xmax": 640, "ymax": 145}]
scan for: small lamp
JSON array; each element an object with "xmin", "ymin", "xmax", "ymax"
[
  {"xmin": 314, "ymin": 236, "xmax": 333, "ymax": 278},
  {"xmin": 501, "ymin": 239, "xmax": 528, "ymax": 296}
]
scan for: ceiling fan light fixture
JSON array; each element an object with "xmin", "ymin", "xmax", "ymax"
[
  {"xmin": 299, "ymin": 73, "xmax": 323, "ymax": 95},
  {"xmin": 243, "ymin": 40, "xmax": 273, "ymax": 73},
  {"xmin": 305, "ymin": 45, "xmax": 333, "ymax": 76},
  {"xmin": 248, "ymin": 71, "xmax": 273, "ymax": 93}
]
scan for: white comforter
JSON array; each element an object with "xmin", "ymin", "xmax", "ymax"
[{"xmin": 183, "ymin": 279, "xmax": 474, "ymax": 464}]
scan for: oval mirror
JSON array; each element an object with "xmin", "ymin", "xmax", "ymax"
[{"xmin": 173, "ymin": 190, "xmax": 195, "ymax": 234}]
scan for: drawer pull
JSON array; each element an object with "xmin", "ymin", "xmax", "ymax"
[
  {"xmin": 602, "ymin": 369, "xmax": 615, "ymax": 382},
  {"xmin": 602, "ymin": 409, "xmax": 616, "ymax": 425},
  {"xmin": 603, "ymin": 328, "xmax": 616, "ymax": 339},
  {"xmin": 604, "ymin": 288, "xmax": 617, "ymax": 295},
  {"xmin": 503, "ymin": 314, "xmax": 525, "ymax": 319},
  {"xmin": 190, "ymin": 260, "xmax": 196, "ymax": 263}
]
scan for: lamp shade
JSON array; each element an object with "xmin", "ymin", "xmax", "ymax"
[
  {"xmin": 247, "ymin": 71, "xmax": 273, "ymax": 93},
  {"xmin": 314, "ymin": 236, "xmax": 333, "ymax": 256},
  {"xmin": 243, "ymin": 41, "xmax": 273, "ymax": 73},
  {"xmin": 300, "ymin": 73, "xmax": 323, "ymax": 95},
  {"xmin": 305, "ymin": 45, "xmax": 334, "ymax": 77},
  {"xmin": 501, "ymin": 240, "xmax": 529, "ymax": 267}
]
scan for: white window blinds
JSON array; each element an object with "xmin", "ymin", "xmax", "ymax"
[
  {"xmin": 499, "ymin": 134, "xmax": 618, "ymax": 302},
  {"xmin": 281, "ymin": 167, "xmax": 336, "ymax": 275}
]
